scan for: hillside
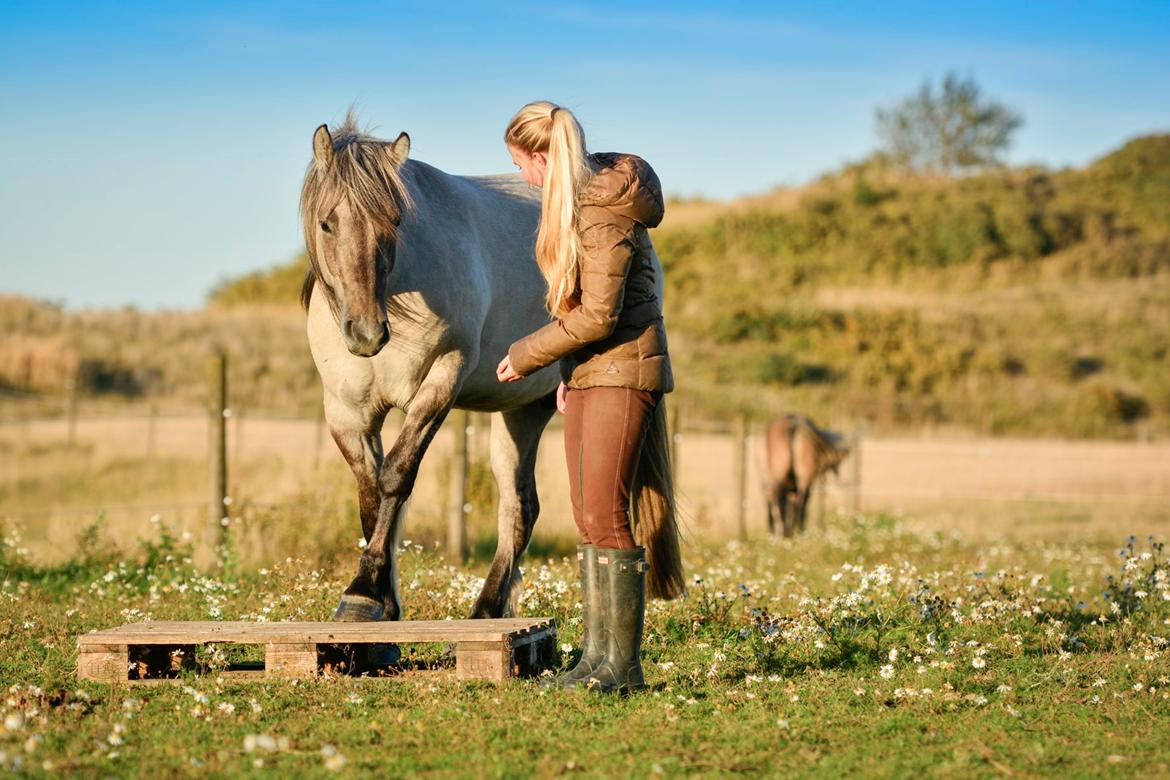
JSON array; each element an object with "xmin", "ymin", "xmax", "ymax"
[{"xmin": 5, "ymin": 135, "xmax": 1169, "ymax": 437}]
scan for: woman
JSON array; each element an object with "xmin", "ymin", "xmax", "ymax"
[{"xmin": 496, "ymin": 100, "xmax": 681, "ymax": 693}]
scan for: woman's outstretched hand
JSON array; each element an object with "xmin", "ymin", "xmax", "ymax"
[
  {"xmin": 556, "ymin": 381, "xmax": 567, "ymax": 414},
  {"xmin": 496, "ymin": 354, "xmax": 522, "ymax": 382}
]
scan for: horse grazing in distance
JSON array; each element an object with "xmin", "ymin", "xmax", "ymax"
[
  {"xmin": 299, "ymin": 113, "xmax": 684, "ymax": 626},
  {"xmin": 763, "ymin": 414, "xmax": 850, "ymax": 537}
]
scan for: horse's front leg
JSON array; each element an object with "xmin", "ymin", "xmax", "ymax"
[
  {"xmin": 334, "ymin": 356, "xmax": 464, "ymax": 622},
  {"xmin": 324, "ymin": 392, "xmax": 385, "ymax": 544}
]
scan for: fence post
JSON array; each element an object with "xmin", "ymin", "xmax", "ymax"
[
  {"xmin": 146, "ymin": 400, "xmax": 158, "ymax": 458},
  {"xmin": 733, "ymin": 413, "xmax": 749, "ymax": 540},
  {"xmin": 851, "ymin": 429, "xmax": 863, "ymax": 516},
  {"xmin": 208, "ymin": 351, "xmax": 229, "ymax": 545},
  {"xmin": 65, "ymin": 379, "xmax": 78, "ymax": 446},
  {"xmin": 447, "ymin": 408, "xmax": 470, "ymax": 562}
]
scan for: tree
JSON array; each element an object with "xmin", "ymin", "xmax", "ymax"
[{"xmin": 875, "ymin": 72, "xmax": 1023, "ymax": 174}]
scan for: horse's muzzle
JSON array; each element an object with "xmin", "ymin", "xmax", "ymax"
[{"xmin": 342, "ymin": 318, "xmax": 390, "ymax": 357}]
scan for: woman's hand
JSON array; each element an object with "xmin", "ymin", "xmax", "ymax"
[
  {"xmin": 496, "ymin": 354, "xmax": 522, "ymax": 382},
  {"xmin": 556, "ymin": 381, "xmax": 567, "ymax": 414}
]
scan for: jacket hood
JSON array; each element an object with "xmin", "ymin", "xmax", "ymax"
[{"xmin": 579, "ymin": 152, "xmax": 665, "ymax": 228}]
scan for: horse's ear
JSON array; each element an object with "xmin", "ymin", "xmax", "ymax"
[
  {"xmin": 385, "ymin": 132, "xmax": 410, "ymax": 167},
  {"xmin": 313, "ymin": 124, "xmax": 334, "ymax": 169}
]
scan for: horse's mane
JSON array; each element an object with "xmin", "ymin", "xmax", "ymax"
[
  {"xmin": 789, "ymin": 414, "xmax": 850, "ymax": 462},
  {"xmin": 298, "ymin": 110, "xmax": 415, "ymax": 310}
]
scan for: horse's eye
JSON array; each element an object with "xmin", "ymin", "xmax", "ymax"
[{"xmin": 320, "ymin": 221, "xmax": 332, "ymax": 234}]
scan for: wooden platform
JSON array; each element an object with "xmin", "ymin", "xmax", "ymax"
[{"xmin": 77, "ymin": 618, "xmax": 557, "ymax": 683}]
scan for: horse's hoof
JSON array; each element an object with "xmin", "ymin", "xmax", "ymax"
[
  {"xmin": 364, "ymin": 643, "xmax": 401, "ymax": 667},
  {"xmin": 333, "ymin": 595, "xmax": 384, "ymax": 622}
]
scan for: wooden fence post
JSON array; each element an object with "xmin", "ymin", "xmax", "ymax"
[
  {"xmin": 733, "ymin": 414, "xmax": 749, "ymax": 540},
  {"xmin": 65, "ymin": 379, "xmax": 78, "ymax": 446},
  {"xmin": 208, "ymin": 351, "xmax": 228, "ymax": 544},
  {"xmin": 447, "ymin": 408, "xmax": 470, "ymax": 562},
  {"xmin": 851, "ymin": 429, "xmax": 863, "ymax": 516},
  {"xmin": 146, "ymin": 401, "xmax": 158, "ymax": 458}
]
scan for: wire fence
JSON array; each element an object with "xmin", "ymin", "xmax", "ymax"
[{"xmin": 4, "ymin": 366, "xmax": 1169, "ymax": 551}]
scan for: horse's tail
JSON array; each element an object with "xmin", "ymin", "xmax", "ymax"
[{"xmin": 632, "ymin": 398, "xmax": 685, "ymax": 600}]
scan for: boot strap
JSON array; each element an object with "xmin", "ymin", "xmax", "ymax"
[{"xmin": 596, "ymin": 554, "xmax": 649, "ymax": 573}]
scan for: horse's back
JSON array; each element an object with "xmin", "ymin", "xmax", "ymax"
[{"xmin": 398, "ymin": 162, "xmax": 557, "ymax": 408}]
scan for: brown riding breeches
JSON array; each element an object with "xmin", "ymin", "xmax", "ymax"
[{"xmin": 563, "ymin": 386, "xmax": 662, "ymax": 549}]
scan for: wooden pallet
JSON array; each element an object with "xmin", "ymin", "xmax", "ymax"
[{"xmin": 77, "ymin": 618, "xmax": 557, "ymax": 683}]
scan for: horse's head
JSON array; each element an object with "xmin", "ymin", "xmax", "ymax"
[{"xmin": 300, "ymin": 118, "xmax": 413, "ymax": 357}]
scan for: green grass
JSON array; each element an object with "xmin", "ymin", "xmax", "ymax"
[{"xmin": 2, "ymin": 513, "xmax": 1168, "ymax": 777}]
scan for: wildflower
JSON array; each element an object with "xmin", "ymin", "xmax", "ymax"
[
  {"xmin": 243, "ymin": 735, "xmax": 280, "ymax": 753},
  {"xmin": 972, "ymin": 657, "xmax": 986, "ymax": 669},
  {"xmin": 321, "ymin": 744, "xmax": 346, "ymax": 771},
  {"xmin": 879, "ymin": 665, "xmax": 894, "ymax": 679}
]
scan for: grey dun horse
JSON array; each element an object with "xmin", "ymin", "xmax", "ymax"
[{"xmin": 299, "ymin": 114, "xmax": 683, "ymax": 624}]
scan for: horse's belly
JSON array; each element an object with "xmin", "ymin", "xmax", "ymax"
[{"xmin": 456, "ymin": 366, "xmax": 558, "ymax": 411}]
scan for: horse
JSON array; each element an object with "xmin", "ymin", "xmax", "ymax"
[
  {"xmin": 299, "ymin": 113, "xmax": 684, "ymax": 625},
  {"xmin": 762, "ymin": 414, "xmax": 850, "ymax": 537}
]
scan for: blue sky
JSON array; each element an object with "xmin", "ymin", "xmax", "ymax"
[{"xmin": 1, "ymin": 1, "xmax": 1167, "ymax": 309}]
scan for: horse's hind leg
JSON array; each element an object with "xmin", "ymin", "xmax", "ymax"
[
  {"xmin": 794, "ymin": 488, "xmax": 812, "ymax": 535},
  {"xmin": 766, "ymin": 482, "xmax": 784, "ymax": 536},
  {"xmin": 470, "ymin": 399, "xmax": 555, "ymax": 619}
]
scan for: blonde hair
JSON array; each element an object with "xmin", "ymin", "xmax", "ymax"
[{"xmin": 505, "ymin": 101, "xmax": 592, "ymax": 317}]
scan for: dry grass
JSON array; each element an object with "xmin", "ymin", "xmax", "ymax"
[{"xmin": 3, "ymin": 412, "xmax": 1167, "ymax": 567}]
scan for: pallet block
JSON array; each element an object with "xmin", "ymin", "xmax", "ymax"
[{"xmin": 77, "ymin": 618, "xmax": 557, "ymax": 683}]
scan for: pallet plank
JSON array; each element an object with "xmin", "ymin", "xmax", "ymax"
[
  {"xmin": 455, "ymin": 645, "xmax": 511, "ymax": 682},
  {"xmin": 80, "ymin": 618, "xmax": 553, "ymax": 645},
  {"xmin": 77, "ymin": 619, "xmax": 555, "ymax": 684},
  {"xmin": 78, "ymin": 644, "xmax": 128, "ymax": 682},
  {"xmin": 265, "ymin": 641, "xmax": 317, "ymax": 679}
]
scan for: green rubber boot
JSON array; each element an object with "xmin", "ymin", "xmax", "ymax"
[
  {"xmin": 544, "ymin": 545, "xmax": 605, "ymax": 689},
  {"xmin": 585, "ymin": 547, "xmax": 648, "ymax": 694}
]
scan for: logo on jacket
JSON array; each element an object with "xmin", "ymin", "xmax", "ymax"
[{"xmin": 606, "ymin": 362, "xmax": 620, "ymax": 374}]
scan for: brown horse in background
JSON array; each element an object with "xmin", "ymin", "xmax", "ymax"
[{"xmin": 763, "ymin": 414, "xmax": 851, "ymax": 537}]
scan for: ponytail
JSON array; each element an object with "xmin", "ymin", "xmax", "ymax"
[{"xmin": 504, "ymin": 101, "xmax": 592, "ymax": 317}]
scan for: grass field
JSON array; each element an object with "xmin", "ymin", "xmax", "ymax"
[{"xmin": 2, "ymin": 509, "xmax": 1169, "ymax": 777}]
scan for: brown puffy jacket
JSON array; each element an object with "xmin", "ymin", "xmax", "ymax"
[{"xmin": 507, "ymin": 151, "xmax": 674, "ymax": 393}]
